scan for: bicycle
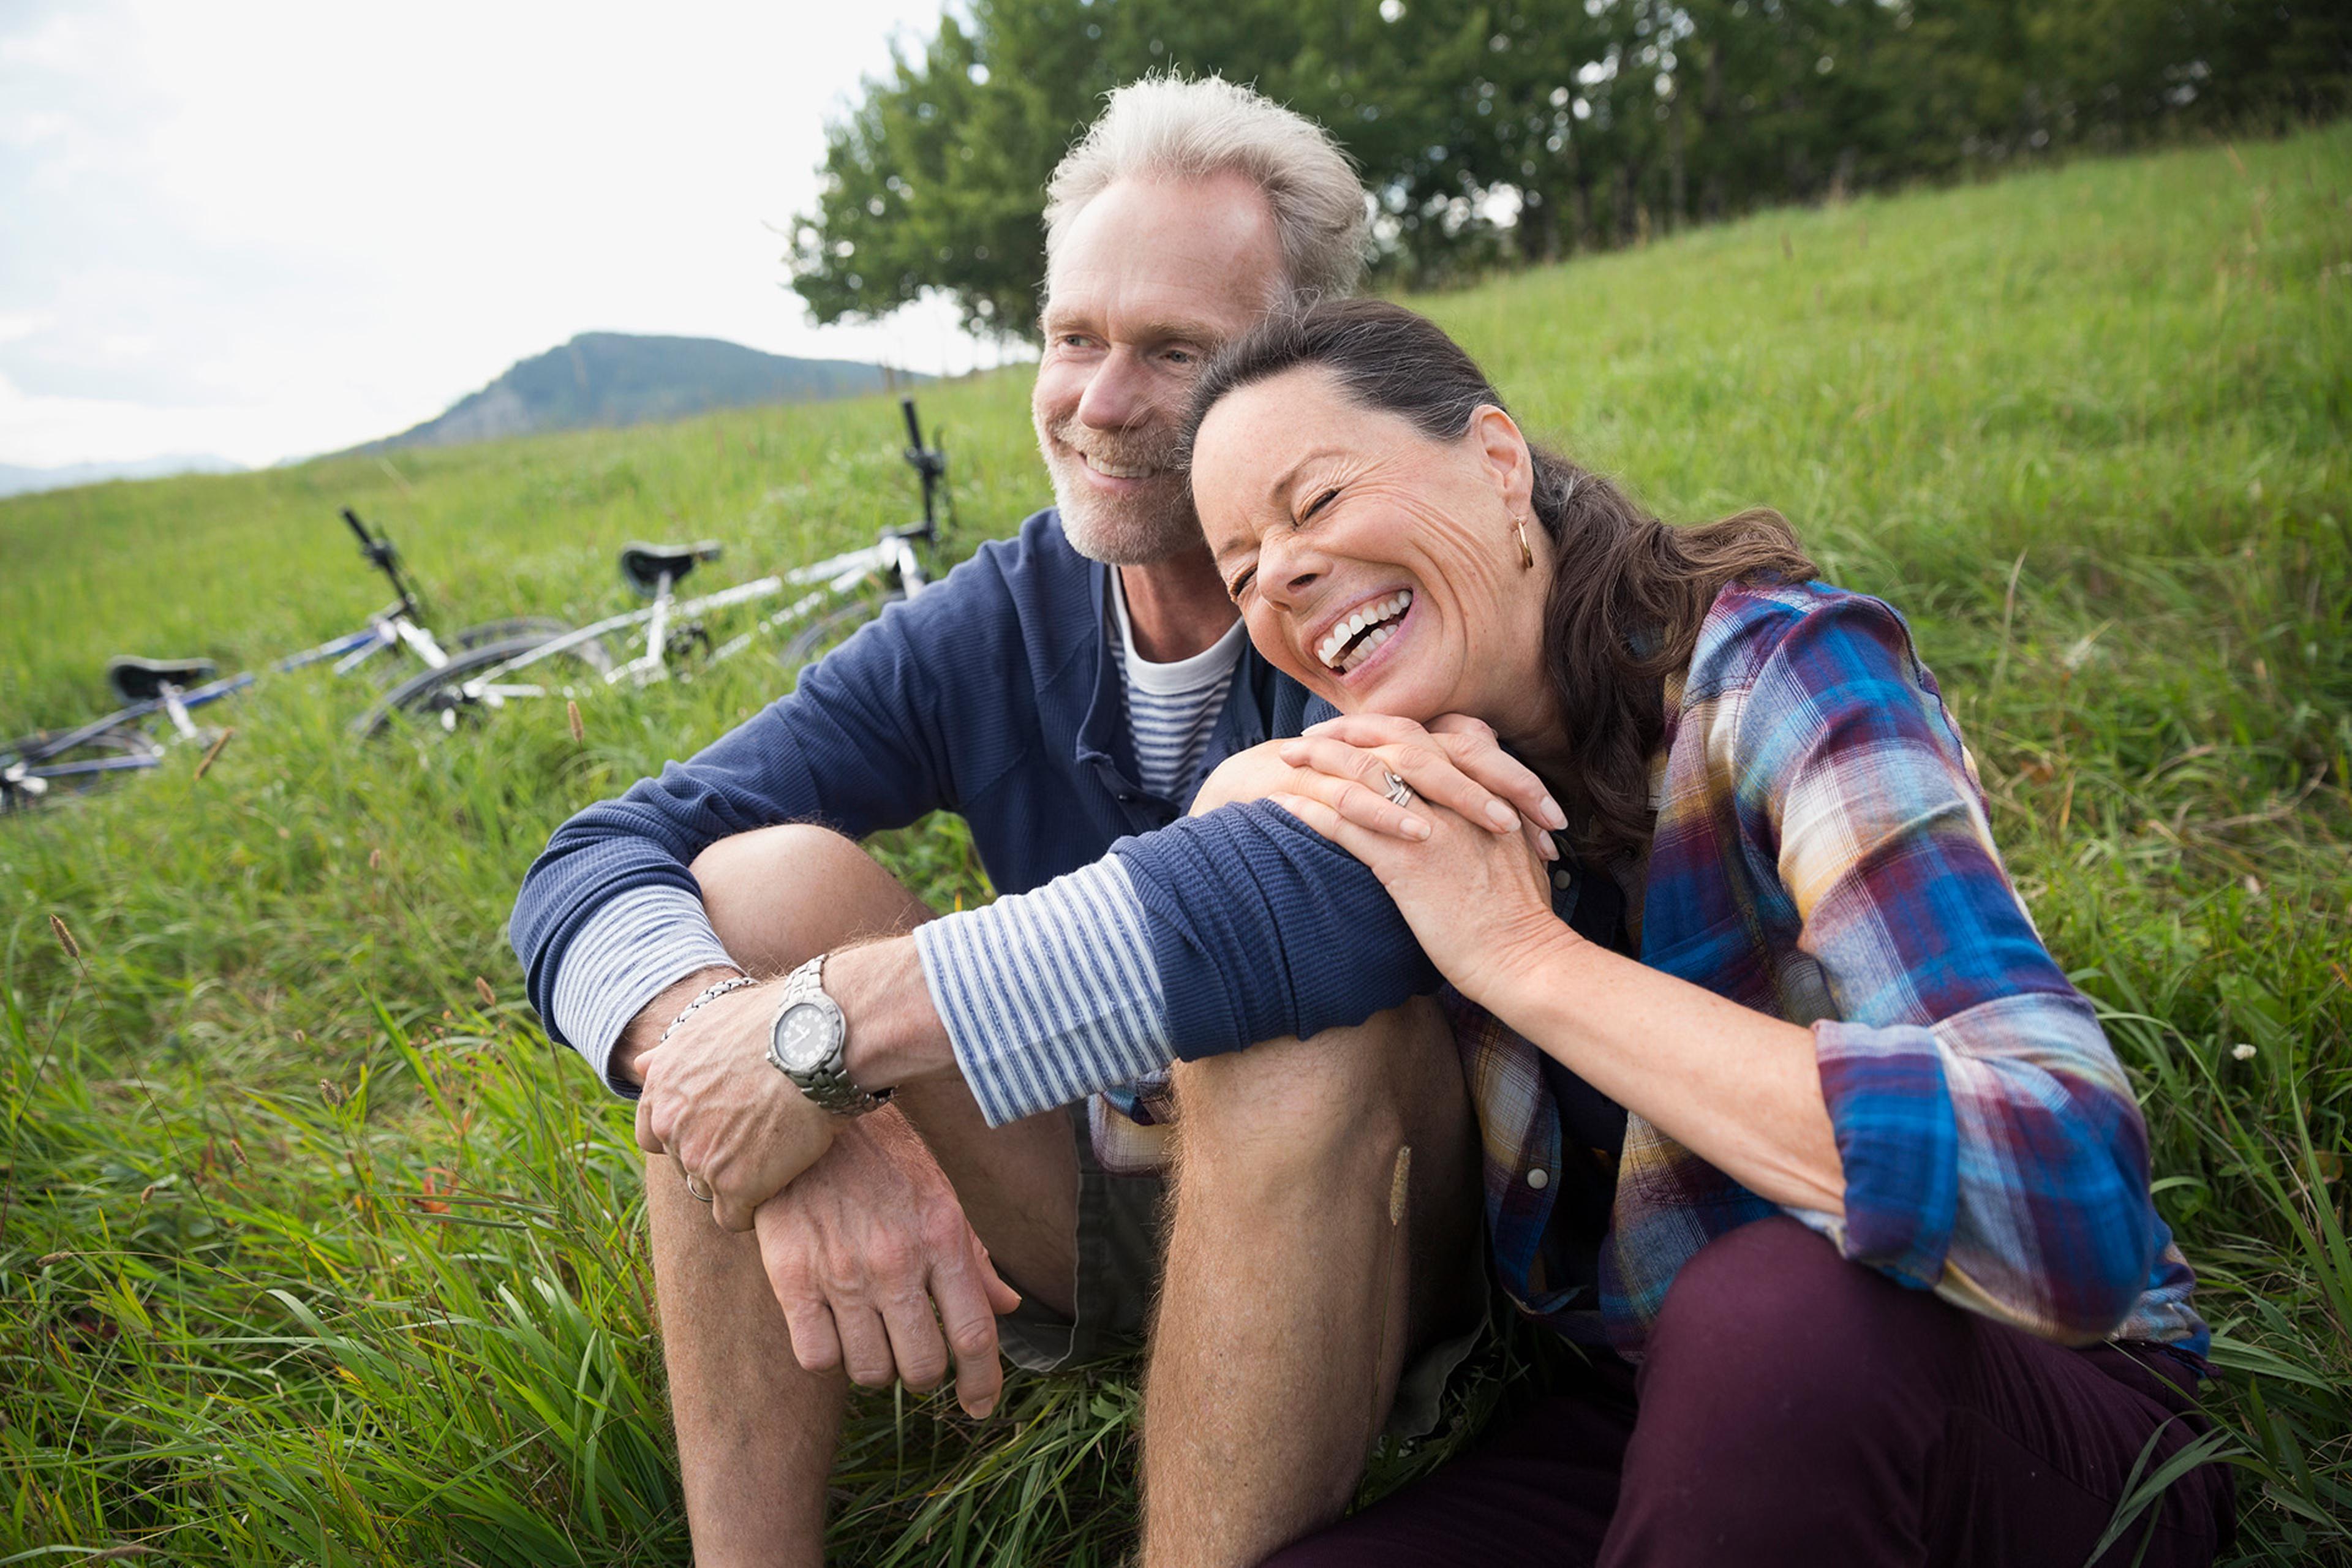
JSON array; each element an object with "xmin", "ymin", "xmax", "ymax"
[
  {"xmin": 277, "ymin": 508, "xmax": 589, "ymax": 680},
  {"xmin": 356, "ymin": 396, "xmax": 951, "ymax": 737},
  {"xmin": 3, "ymin": 511, "xmax": 598, "ymax": 812},
  {"xmin": 2, "ymin": 658, "xmax": 252, "ymax": 812}
]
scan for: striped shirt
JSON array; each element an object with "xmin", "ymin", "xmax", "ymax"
[{"xmin": 1111, "ymin": 571, "xmax": 1246, "ymax": 803}]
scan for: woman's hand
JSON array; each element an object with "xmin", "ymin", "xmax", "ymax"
[
  {"xmin": 1195, "ymin": 715, "xmax": 1566, "ymax": 864},
  {"xmin": 1267, "ymin": 763, "xmax": 1570, "ymax": 1009},
  {"xmin": 1278, "ymin": 712, "xmax": 1567, "ymax": 865}
]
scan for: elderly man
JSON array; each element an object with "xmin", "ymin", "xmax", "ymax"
[{"xmin": 513, "ymin": 77, "xmax": 1512, "ymax": 1567}]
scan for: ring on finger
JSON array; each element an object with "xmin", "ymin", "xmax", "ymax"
[
  {"xmin": 1382, "ymin": 769, "xmax": 1417, "ymax": 810},
  {"xmin": 683, "ymin": 1169, "xmax": 714, "ymax": 1204}
]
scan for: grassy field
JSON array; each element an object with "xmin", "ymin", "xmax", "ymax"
[{"xmin": 3, "ymin": 124, "xmax": 2348, "ymax": 1564}]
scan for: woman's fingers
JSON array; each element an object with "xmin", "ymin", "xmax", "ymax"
[
  {"xmin": 1429, "ymin": 715, "xmax": 1568, "ymax": 832},
  {"xmin": 1306, "ymin": 712, "xmax": 1567, "ymax": 837},
  {"xmin": 1267, "ymin": 791, "xmax": 1385, "ymax": 865},
  {"xmin": 1270, "ymin": 747, "xmax": 1432, "ymax": 840},
  {"xmin": 1280, "ymin": 732, "xmax": 1524, "ymax": 840}
]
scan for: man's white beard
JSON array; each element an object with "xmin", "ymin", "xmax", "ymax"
[{"xmin": 1036, "ymin": 412, "xmax": 1201, "ymax": 567}]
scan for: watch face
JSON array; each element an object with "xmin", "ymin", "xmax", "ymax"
[{"xmin": 773, "ymin": 1001, "xmax": 840, "ymax": 1072}]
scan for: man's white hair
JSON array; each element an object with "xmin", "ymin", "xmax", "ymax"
[{"xmin": 1044, "ymin": 74, "xmax": 1369, "ymax": 307}]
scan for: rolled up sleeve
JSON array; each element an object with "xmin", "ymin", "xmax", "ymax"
[{"xmin": 1746, "ymin": 597, "xmax": 2158, "ymax": 1344}]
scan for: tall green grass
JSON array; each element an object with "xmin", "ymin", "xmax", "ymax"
[{"xmin": 4, "ymin": 125, "xmax": 2348, "ymax": 1563}]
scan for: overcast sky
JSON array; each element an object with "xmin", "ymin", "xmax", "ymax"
[{"xmin": 0, "ymin": 0, "xmax": 1007, "ymax": 469}]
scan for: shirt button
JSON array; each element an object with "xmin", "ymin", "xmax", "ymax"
[
  {"xmin": 1552, "ymin": 869, "xmax": 1575, "ymax": 890},
  {"xmin": 1525, "ymin": 1167, "xmax": 1550, "ymax": 1189}
]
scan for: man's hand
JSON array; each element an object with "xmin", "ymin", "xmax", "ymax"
[
  {"xmin": 755, "ymin": 1106, "xmax": 1022, "ymax": 1419},
  {"xmin": 635, "ymin": 980, "xmax": 839, "ymax": 1232}
]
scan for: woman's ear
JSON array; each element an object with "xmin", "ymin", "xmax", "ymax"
[{"xmin": 1468, "ymin": 404, "xmax": 1534, "ymax": 516}]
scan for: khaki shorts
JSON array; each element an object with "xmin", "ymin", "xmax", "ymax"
[{"xmin": 995, "ymin": 1102, "xmax": 1487, "ymax": 1442}]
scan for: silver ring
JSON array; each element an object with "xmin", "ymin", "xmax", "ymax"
[
  {"xmin": 1382, "ymin": 769, "xmax": 1416, "ymax": 810},
  {"xmin": 683, "ymin": 1170, "xmax": 714, "ymax": 1204}
]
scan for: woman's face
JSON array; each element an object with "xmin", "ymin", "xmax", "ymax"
[{"xmin": 1193, "ymin": 364, "xmax": 1554, "ymax": 738}]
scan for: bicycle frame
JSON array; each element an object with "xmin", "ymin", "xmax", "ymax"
[
  {"xmin": 276, "ymin": 510, "xmax": 452, "ymax": 676},
  {"xmin": 355, "ymin": 396, "xmax": 949, "ymax": 736},
  {"xmin": 2, "ymin": 670, "xmax": 254, "ymax": 802}
]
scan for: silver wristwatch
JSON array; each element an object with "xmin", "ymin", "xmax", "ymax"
[{"xmin": 765, "ymin": 954, "xmax": 891, "ymax": 1116}]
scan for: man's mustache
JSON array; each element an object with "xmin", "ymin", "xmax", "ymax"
[{"xmin": 1046, "ymin": 416, "xmax": 1183, "ymax": 475}]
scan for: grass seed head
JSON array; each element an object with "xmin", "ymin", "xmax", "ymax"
[{"xmin": 48, "ymin": 913, "xmax": 79, "ymax": 960}]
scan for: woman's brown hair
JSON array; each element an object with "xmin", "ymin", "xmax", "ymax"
[{"xmin": 1183, "ymin": 298, "xmax": 1817, "ymax": 860}]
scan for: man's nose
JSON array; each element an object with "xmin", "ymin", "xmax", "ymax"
[{"xmin": 1074, "ymin": 348, "xmax": 1154, "ymax": 432}]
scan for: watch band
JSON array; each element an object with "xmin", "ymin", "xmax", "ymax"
[{"xmin": 766, "ymin": 954, "xmax": 891, "ymax": 1116}]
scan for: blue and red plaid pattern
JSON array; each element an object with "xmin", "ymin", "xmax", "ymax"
[{"xmin": 1461, "ymin": 581, "xmax": 2206, "ymax": 1360}]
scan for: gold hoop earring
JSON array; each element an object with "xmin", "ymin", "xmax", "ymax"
[{"xmin": 1513, "ymin": 516, "xmax": 1535, "ymax": 571}]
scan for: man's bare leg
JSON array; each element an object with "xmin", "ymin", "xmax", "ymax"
[
  {"xmin": 644, "ymin": 824, "xmax": 1079, "ymax": 1567},
  {"xmin": 1140, "ymin": 999, "xmax": 1479, "ymax": 1568}
]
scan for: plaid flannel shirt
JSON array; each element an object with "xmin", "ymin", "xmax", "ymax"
[{"xmin": 1466, "ymin": 579, "xmax": 2206, "ymax": 1360}]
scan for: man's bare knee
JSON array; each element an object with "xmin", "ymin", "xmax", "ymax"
[
  {"xmin": 687, "ymin": 823, "xmax": 930, "ymax": 974},
  {"xmin": 1170, "ymin": 1000, "xmax": 1457, "ymax": 1190}
]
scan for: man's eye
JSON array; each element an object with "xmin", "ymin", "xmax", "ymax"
[
  {"xmin": 1226, "ymin": 568, "xmax": 1255, "ymax": 600},
  {"xmin": 1164, "ymin": 348, "xmax": 1196, "ymax": 366}
]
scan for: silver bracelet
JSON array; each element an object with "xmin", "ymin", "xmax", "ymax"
[{"xmin": 658, "ymin": 974, "xmax": 761, "ymax": 1048}]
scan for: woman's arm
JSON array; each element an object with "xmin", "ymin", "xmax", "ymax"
[{"xmin": 1276, "ymin": 597, "xmax": 2164, "ymax": 1345}]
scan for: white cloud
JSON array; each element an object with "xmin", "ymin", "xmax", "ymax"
[{"xmin": 1, "ymin": 0, "xmax": 1011, "ymax": 469}]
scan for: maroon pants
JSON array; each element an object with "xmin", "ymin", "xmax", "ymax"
[{"xmin": 1269, "ymin": 1218, "xmax": 2234, "ymax": 1567}]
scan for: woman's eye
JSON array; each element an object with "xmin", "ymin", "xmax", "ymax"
[
  {"xmin": 1297, "ymin": 488, "xmax": 1340, "ymax": 525},
  {"xmin": 1227, "ymin": 568, "xmax": 1255, "ymax": 600}
]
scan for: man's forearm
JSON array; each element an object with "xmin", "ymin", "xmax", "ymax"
[
  {"xmin": 611, "ymin": 965, "xmax": 748, "ymax": 1088},
  {"xmin": 831, "ymin": 939, "xmax": 963, "ymax": 1088},
  {"xmin": 619, "ymin": 941, "xmax": 960, "ymax": 1093}
]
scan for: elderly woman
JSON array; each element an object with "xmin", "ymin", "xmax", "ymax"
[{"xmin": 1095, "ymin": 297, "xmax": 2228, "ymax": 1566}]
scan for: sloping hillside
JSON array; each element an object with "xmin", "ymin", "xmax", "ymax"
[
  {"xmin": 359, "ymin": 331, "xmax": 925, "ymax": 451},
  {"xmin": 1, "ymin": 129, "xmax": 2345, "ymax": 1566}
]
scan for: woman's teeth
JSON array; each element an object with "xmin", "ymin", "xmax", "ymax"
[{"xmin": 1316, "ymin": 590, "xmax": 1413, "ymax": 674}]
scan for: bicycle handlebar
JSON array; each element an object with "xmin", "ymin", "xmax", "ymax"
[
  {"xmin": 339, "ymin": 507, "xmax": 423, "ymax": 620},
  {"xmin": 899, "ymin": 396, "xmax": 949, "ymax": 543}
]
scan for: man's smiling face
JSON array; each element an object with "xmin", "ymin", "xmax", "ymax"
[{"xmin": 1031, "ymin": 171, "xmax": 1287, "ymax": 566}]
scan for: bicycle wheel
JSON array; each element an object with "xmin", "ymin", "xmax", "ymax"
[
  {"xmin": 776, "ymin": 594, "xmax": 900, "ymax": 676},
  {"xmin": 354, "ymin": 633, "xmax": 598, "ymax": 739},
  {"xmin": 2, "ymin": 725, "xmax": 164, "ymax": 813},
  {"xmin": 451, "ymin": 616, "xmax": 614, "ymax": 673}
]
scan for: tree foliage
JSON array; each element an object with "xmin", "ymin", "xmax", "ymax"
[{"xmin": 790, "ymin": 0, "xmax": 2350, "ymax": 338}]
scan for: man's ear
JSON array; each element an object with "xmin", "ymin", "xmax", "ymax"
[{"xmin": 1468, "ymin": 404, "xmax": 1534, "ymax": 516}]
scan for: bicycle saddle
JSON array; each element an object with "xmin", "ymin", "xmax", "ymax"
[
  {"xmin": 107, "ymin": 655, "xmax": 218, "ymax": 703},
  {"xmin": 620, "ymin": 540, "xmax": 723, "ymax": 597}
]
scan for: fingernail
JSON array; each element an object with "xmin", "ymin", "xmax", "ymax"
[
  {"xmin": 1539, "ymin": 836, "xmax": 1559, "ymax": 861},
  {"xmin": 1405, "ymin": 816, "xmax": 1432, "ymax": 840},
  {"xmin": 1540, "ymin": 796, "xmax": 1567, "ymax": 830},
  {"xmin": 1485, "ymin": 801, "xmax": 1520, "ymax": 830}
]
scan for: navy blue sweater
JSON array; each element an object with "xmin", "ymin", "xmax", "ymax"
[{"xmin": 509, "ymin": 508, "xmax": 1387, "ymax": 1048}]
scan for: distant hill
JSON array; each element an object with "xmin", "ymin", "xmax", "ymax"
[
  {"xmin": 357, "ymin": 333, "xmax": 925, "ymax": 453},
  {"xmin": 0, "ymin": 453, "xmax": 245, "ymax": 500}
]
